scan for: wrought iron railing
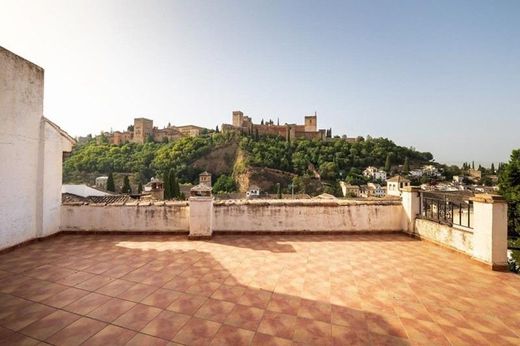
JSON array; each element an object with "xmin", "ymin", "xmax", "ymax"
[{"xmin": 419, "ymin": 191, "xmax": 473, "ymax": 228}]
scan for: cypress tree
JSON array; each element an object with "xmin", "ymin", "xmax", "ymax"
[
  {"xmin": 491, "ymin": 163, "xmax": 495, "ymax": 174},
  {"xmin": 403, "ymin": 157, "xmax": 410, "ymax": 174},
  {"xmin": 276, "ymin": 183, "xmax": 282, "ymax": 199},
  {"xmin": 385, "ymin": 153, "xmax": 392, "ymax": 172},
  {"xmin": 168, "ymin": 169, "xmax": 178, "ymax": 199},
  {"xmin": 163, "ymin": 171, "xmax": 170, "ymax": 199},
  {"xmin": 106, "ymin": 172, "xmax": 115, "ymax": 192},
  {"xmin": 137, "ymin": 180, "xmax": 143, "ymax": 194},
  {"xmin": 472, "ymin": 161, "xmax": 475, "ymax": 169},
  {"xmin": 122, "ymin": 175, "xmax": 132, "ymax": 194}
]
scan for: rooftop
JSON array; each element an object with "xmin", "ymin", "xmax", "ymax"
[{"xmin": 1, "ymin": 233, "xmax": 519, "ymax": 345}]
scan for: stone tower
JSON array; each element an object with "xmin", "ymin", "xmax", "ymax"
[
  {"xmin": 199, "ymin": 171, "xmax": 212, "ymax": 187},
  {"xmin": 133, "ymin": 118, "xmax": 153, "ymax": 144},
  {"xmin": 304, "ymin": 113, "xmax": 317, "ymax": 132},
  {"xmin": 232, "ymin": 111, "xmax": 244, "ymax": 127}
]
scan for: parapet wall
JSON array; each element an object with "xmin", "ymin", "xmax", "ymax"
[
  {"xmin": 61, "ymin": 203, "xmax": 190, "ymax": 232},
  {"xmin": 60, "ymin": 199, "xmax": 403, "ymax": 234},
  {"xmin": 413, "ymin": 218, "xmax": 473, "ymax": 256},
  {"xmin": 213, "ymin": 199, "xmax": 404, "ymax": 232}
]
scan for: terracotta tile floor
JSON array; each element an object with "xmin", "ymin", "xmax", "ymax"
[{"xmin": 1, "ymin": 233, "xmax": 520, "ymax": 345}]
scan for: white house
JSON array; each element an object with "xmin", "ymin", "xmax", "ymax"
[
  {"xmin": 360, "ymin": 183, "xmax": 386, "ymax": 198},
  {"xmin": 386, "ymin": 176, "xmax": 411, "ymax": 196},
  {"xmin": 363, "ymin": 166, "xmax": 387, "ymax": 181},
  {"xmin": 422, "ymin": 165, "xmax": 441, "ymax": 177},
  {"xmin": 95, "ymin": 176, "xmax": 108, "ymax": 189},
  {"xmin": 246, "ymin": 185, "xmax": 261, "ymax": 198},
  {"xmin": 409, "ymin": 169, "xmax": 423, "ymax": 178},
  {"xmin": 0, "ymin": 47, "xmax": 75, "ymax": 250}
]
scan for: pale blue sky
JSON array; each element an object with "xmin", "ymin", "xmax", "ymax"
[{"xmin": 1, "ymin": 0, "xmax": 519, "ymax": 165}]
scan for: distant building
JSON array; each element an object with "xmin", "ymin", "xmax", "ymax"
[
  {"xmin": 363, "ymin": 166, "xmax": 387, "ymax": 181},
  {"xmin": 360, "ymin": 183, "xmax": 385, "ymax": 198},
  {"xmin": 95, "ymin": 176, "xmax": 108, "ymax": 189},
  {"xmin": 246, "ymin": 185, "xmax": 261, "ymax": 198},
  {"xmin": 222, "ymin": 110, "xmax": 329, "ymax": 141},
  {"xmin": 468, "ymin": 169, "xmax": 482, "ymax": 180},
  {"xmin": 145, "ymin": 177, "xmax": 164, "ymax": 200},
  {"xmin": 105, "ymin": 117, "xmax": 206, "ymax": 144},
  {"xmin": 422, "ymin": 165, "xmax": 441, "ymax": 177},
  {"xmin": 409, "ymin": 169, "xmax": 423, "ymax": 178},
  {"xmin": 387, "ymin": 176, "xmax": 411, "ymax": 196},
  {"xmin": 199, "ymin": 171, "xmax": 212, "ymax": 187},
  {"xmin": 340, "ymin": 182, "xmax": 360, "ymax": 197}
]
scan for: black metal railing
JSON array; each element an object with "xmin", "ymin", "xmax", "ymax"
[{"xmin": 419, "ymin": 191, "xmax": 473, "ymax": 228}]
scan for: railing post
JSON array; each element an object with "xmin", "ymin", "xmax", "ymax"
[
  {"xmin": 401, "ymin": 187, "xmax": 421, "ymax": 234},
  {"xmin": 469, "ymin": 194, "xmax": 508, "ymax": 271}
]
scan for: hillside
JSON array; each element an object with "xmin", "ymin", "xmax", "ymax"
[{"xmin": 63, "ymin": 132, "xmax": 435, "ymax": 195}]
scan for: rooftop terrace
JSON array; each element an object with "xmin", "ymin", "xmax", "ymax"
[{"xmin": 1, "ymin": 233, "xmax": 519, "ymax": 345}]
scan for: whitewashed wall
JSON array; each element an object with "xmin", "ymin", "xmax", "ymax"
[
  {"xmin": 213, "ymin": 200, "xmax": 404, "ymax": 233},
  {"xmin": 414, "ymin": 218, "xmax": 473, "ymax": 255},
  {"xmin": 61, "ymin": 204, "xmax": 190, "ymax": 232},
  {"xmin": 0, "ymin": 47, "xmax": 73, "ymax": 250},
  {"xmin": 0, "ymin": 47, "xmax": 44, "ymax": 250}
]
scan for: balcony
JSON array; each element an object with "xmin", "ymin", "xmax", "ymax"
[{"xmin": 1, "ymin": 232, "xmax": 520, "ymax": 345}]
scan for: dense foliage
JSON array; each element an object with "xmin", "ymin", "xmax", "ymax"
[
  {"xmin": 499, "ymin": 149, "xmax": 520, "ymax": 237},
  {"xmin": 64, "ymin": 133, "xmax": 234, "ymax": 184},
  {"xmin": 240, "ymin": 135, "xmax": 433, "ymax": 180},
  {"xmin": 64, "ymin": 133, "xmax": 433, "ymax": 189}
]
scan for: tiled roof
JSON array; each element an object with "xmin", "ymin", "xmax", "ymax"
[{"xmin": 62, "ymin": 193, "xmax": 129, "ymax": 205}]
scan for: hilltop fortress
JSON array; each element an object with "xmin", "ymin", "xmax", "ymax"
[
  {"xmin": 102, "ymin": 110, "xmax": 333, "ymax": 144},
  {"xmin": 222, "ymin": 110, "xmax": 331, "ymax": 141},
  {"xmin": 104, "ymin": 118, "xmax": 205, "ymax": 144}
]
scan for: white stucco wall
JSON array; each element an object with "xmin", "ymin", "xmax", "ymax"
[
  {"xmin": 213, "ymin": 200, "xmax": 404, "ymax": 232},
  {"xmin": 60, "ymin": 204, "xmax": 190, "ymax": 232},
  {"xmin": 0, "ymin": 47, "xmax": 44, "ymax": 250},
  {"xmin": 414, "ymin": 218, "xmax": 473, "ymax": 255},
  {"xmin": 42, "ymin": 122, "xmax": 73, "ymax": 237},
  {"xmin": 0, "ymin": 47, "xmax": 73, "ymax": 250}
]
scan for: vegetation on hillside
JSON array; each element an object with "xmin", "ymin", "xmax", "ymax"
[
  {"xmin": 498, "ymin": 149, "xmax": 520, "ymax": 272},
  {"xmin": 63, "ymin": 132, "xmax": 434, "ymax": 195}
]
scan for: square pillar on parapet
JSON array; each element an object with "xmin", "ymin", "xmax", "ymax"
[
  {"xmin": 470, "ymin": 194, "xmax": 508, "ymax": 271},
  {"xmin": 400, "ymin": 186, "xmax": 421, "ymax": 234},
  {"xmin": 188, "ymin": 184, "xmax": 213, "ymax": 240}
]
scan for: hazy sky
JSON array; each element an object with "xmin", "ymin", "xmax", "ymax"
[{"xmin": 1, "ymin": 0, "xmax": 519, "ymax": 165}]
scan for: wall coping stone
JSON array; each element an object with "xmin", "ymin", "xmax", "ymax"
[{"xmin": 469, "ymin": 193, "xmax": 506, "ymax": 204}]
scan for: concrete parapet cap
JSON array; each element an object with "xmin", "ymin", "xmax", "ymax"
[
  {"xmin": 469, "ymin": 194, "xmax": 506, "ymax": 204},
  {"xmin": 401, "ymin": 186, "xmax": 421, "ymax": 193},
  {"xmin": 212, "ymin": 198, "xmax": 401, "ymax": 207},
  {"xmin": 189, "ymin": 197, "xmax": 214, "ymax": 202}
]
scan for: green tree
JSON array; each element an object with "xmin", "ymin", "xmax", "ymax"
[
  {"xmin": 169, "ymin": 169, "xmax": 180, "ymax": 199},
  {"xmin": 137, "ymin": 180, "xmax": 143, "ymax": 194},
  {"xmin": 276, "ymin": 183, "xmax": 282, "ymax": 199},
  {"xmin": 491, "ymin": 163, "xmax": 495, "ymax": 174},
  {"xmin": 403, "ymin": 157, "xmax": 410, "ymax": 175},
  {"xmin": 106, "ymin": 172, "xmax": 115, "ymax": 192},
  {"xmin": 213, "ymin": 175, "xmax": 236, "ymax": 193},
  {"xmin": 499, "ymin": 149, "xmax": 520, "ymax": 236},
  {"xmin": 122, "ymin": 175, "xmax": 132, "ymax": 194},
  {"xmin": 385, "ymin": 153, "xmax": 392, "ymax": 172},
  {"xmin": 163, "ymin": 171, "xmax": 171, "ymax": 199}
]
